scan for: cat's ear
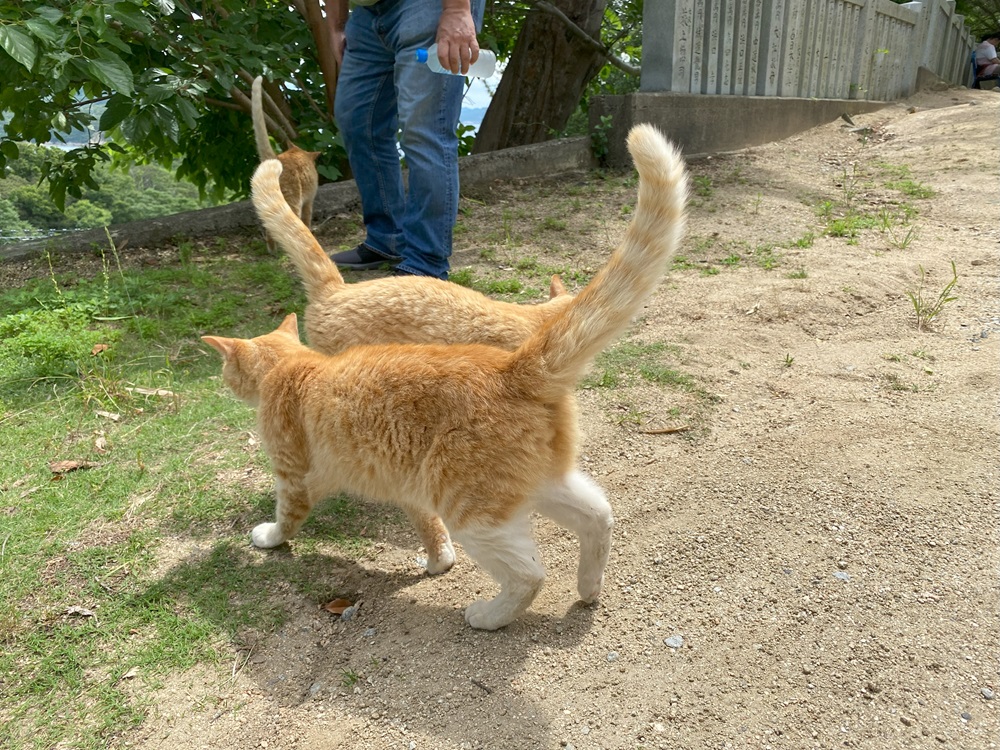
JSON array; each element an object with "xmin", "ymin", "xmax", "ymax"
[
  {"xmin": 277, "ymin": 313, "xmax": 300, "ymax": 339},
  {"xmin": 202, "ymin": 335, "xmax": 235, "ymax": 359},
  {"xmin": 549, "ymin": 274, "xmax": 567, "ymax": 298},
  {"xmin": 308, "ymin": 151, "xmax": 322, "ymax": 162}
]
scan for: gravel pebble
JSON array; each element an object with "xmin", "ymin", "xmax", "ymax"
[
  {"xmin": 981, "ymin": 687, "xmax": 995, "ymax": 700},
  {"xmin": 664, "ymin": 635, "xmax": 684, "ymax": 649}
]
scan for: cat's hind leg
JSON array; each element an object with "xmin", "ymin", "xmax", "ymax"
[
  {"xmin": 533, "ymin": 469, "xmax": 613, "ymax": 603},
  {"xmin": 405, "ymin": 508, "xmax": 455, "ymax": 574},
  {"xmin": 453, "ymin": 513, "xmax": 545, "ymax": 630},
  {"xmin": 251, "ymin": 475, "xmax": 316, "ymax": 548},
  {"xmin": 300, "ymin": 197, "xmax": 314, "ymax": 230}
]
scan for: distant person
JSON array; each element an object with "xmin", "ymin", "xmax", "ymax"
[
  {"xmin": 974, "ymin": 32, "xmax": 1000, "ymax": 79},
  {"xmin": 326, "ymin": 0, "xmax": 486, "ymax": 280}
]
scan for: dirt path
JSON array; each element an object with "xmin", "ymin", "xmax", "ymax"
[{"xmin": 119, "ymin": 86, "xmax": 998, "ymax": 750}]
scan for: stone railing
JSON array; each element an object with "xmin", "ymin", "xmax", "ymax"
[{"xmin": 642, "ymin": 0, "xmax": 975, "ymax": 100}]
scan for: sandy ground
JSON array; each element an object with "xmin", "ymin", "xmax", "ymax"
[{"xmin": 19, "ymin": 85, "xmax": 997, "ymax": 749}]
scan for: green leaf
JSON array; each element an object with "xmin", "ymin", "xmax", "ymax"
[
  {"xmin": 87, "ymin": 50, "xmax": 134, "ymax": 95},
  {"xmin": 174, "ymin": 97, "xmax": 199, "ymax": 129},
  {"xmin": 0, "ymin": 25, "xmax": 38, "ymax": 70},
  {"xmin": 34, "ymin": 6, "xmax": 63, "ymax": 23},
  {"xmin": 99, "ymin": 94, "xmax": 134, "ymax": 130},
  {"xmin": 143, "ymin": 84, "xmax": 174, "ymax": 104},
  {"xmin": 111, "ymin": 3, "xmax": 154, "ymax": 35},
  {"xmin": 25, "ymin": 17, "xmax": 62, "ymax": 45},
  {"xmin": 0, "ymin": 140, "xmax": 18, "ymax": 161}
]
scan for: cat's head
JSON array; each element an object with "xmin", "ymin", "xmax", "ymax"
[{"xmin": 202, "ymin": 313, "xmax": 302, "ymax": 405}]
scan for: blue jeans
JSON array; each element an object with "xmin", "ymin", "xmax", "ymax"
[{"xmin": 335, "ymin": 0, "xmax": 485, "ymax": 279}]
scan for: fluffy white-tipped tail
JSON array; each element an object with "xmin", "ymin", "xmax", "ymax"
[
  {"xmin": 510, "ymin": 124, "xmax": 688, "ymax": 399},
  {"xmin": 251, "ymin": 160, "xmax": 345, "ymax": 295}
]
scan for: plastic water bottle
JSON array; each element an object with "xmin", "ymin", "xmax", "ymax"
[{"xmin": 416, "ymin": 44, "xmax": 496, "ymax": 77}]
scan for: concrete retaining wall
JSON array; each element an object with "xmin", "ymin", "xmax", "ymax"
[
  {"xmin": 590, "ymin": 92, "xmax": 888, "ymax": 167},
  {"xmin": 0, "ymin": 137, "xmax": 594, "ymax": 262},
  {"xmin": 1, "ymin": 91, "xmax": 897, "ymax": 262}
]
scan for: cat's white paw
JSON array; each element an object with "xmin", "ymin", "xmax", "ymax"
[
  {"xmin": 578, "ymin": 572, "xmax": 605, "ymax": 603},
  {"xmin": 464, "ymin": 599, "xmax": 512, "ymax": 631},
  {"xmin": 425, "ymin": 540, "xmax": 456, "ymax": 575},
  {"xmin": 251, "ymin": 522, "xmax": 286, "ymax": 549}
]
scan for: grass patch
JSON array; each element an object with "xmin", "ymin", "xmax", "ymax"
[
  {"xmin": 906, "ymin": 260, "xmax": 958, "ymax": 332},
  {"xmin": 824, "ymin": 212, "xmax": 881, "ymax": 241},
  {"xmin": 0, "ymin": 238, "xmax": 394, "ymax": 749},
  {"xmin": 582, "ymin": 340, "xmax": 696, "ymax": 392},
  {"xmin": 692, "ymin": 175, "xmax": 714, "ymax": 199},
  {"xmin": 580, "ymin": 340, "xmax": 715, "ymax": 433},
  {"xmin": 886, "ymin": 179, "xmax": 934, "ymax": 199},
  {"xmin": 451, "ymin": 259, "xmax": 591, "ymax": 301}
]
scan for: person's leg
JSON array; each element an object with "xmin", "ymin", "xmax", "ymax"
[
  {"xmin": 382, "ymin": 0, "xmax": 486, "ymax": 279},
  {"xmin": 393, "ymin": 54, "xmax": 463, "ymax": 278},
  {"xmin": 333, "ymin": 4, "xmax": 405, "ymax": 264}
]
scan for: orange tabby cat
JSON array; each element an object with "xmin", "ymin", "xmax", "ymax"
[
  {"xmin": 250, "ymin": 157, "xmax": 573, "ymax": 353},
  {"xmin": 251, "ymin": 76, "xmax": 321, "ymax": 253},
  {"xmin": 204, "ymin": 125, "xmax": 688, "ymax": 630}
]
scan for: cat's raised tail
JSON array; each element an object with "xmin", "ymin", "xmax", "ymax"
[
  {"xmin": 251, "ymin": 159, "xmax": 346, "ymax": 295},
  {"xmin": 512, "ymin": 124, "xmax": 688, "ymax": 399},
  {"xmin": 251, "ymin": 76, "xmax": 278, "ymax": 162}
]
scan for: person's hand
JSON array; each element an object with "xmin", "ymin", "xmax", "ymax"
[
  {"xmin": 435, "ymin": 6, "xmax": 479, "ymax": 74},
  {"xmin": 325, "ymin": 0, "xmax": 349, "ymax": 66},
  {"xmin": 331, "ymin": 27, "xmax": 347, "ymax": 66}
]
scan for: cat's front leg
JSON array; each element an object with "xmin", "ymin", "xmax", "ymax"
[
  {"xmin": 251, "ymin": 475, "xmax": 314, "ymax": 549},
  {"xmin": 251, "ymin": 522, "xmax": 286, "ymax": 548},
  {"xmin": 405, "ymin": 508, "xmax": 455, "ymax": 574}
]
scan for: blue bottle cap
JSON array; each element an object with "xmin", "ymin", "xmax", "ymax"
[{"xmin": 415, "ymin": 48, "xmax": 429, "ymax": 63}]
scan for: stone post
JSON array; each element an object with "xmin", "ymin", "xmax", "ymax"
[{"xmin": 640, "ymin": 0, "xmax": 673, "ymax": 91}]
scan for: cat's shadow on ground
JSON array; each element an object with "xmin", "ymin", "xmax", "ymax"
[{"xmin": 146, "ymin": 525, "xmax": 593, "ymax": 746}]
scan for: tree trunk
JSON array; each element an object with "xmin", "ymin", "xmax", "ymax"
[{"xmin": 473, "ymin": 0, "xmax": 607, "ymax": 154}]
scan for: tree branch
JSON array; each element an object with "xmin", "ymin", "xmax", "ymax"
[
  {"xmin": 531, "ymin": 0, "xmax": 640, "ymax": 76},
  {"xmin": 299, "ymin": 0, "xmax": 339, "ymax": 117},
  {"xmin": 289, "ymin": 73, "xmax": 330, "ymax": 123},
  {"xmin": 72, "ymin": 96, "xmax": 113, "ymax": 109},
  {"xmin": 205, "ymin": 97, "xmax": 244, "ymax": 112}
]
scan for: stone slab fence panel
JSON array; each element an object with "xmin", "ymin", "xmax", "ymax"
[
  {"xmin": 643, "ymin": 0, "xmax": 975, "ymax": 100},
  {"xmin": 594, "ymin": 0, "xmax": 977, "ymax": 167}
]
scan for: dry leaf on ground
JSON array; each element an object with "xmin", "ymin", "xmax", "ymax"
[
  {"xmin": 322, "ymin": 598, "xmax": 353, "ymax": 615},
  {"xmin": 49, "ymin": 460, "xmax": 100, "ymax": 475}
]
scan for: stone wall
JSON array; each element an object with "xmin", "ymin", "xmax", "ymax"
[{"xmin": 641, "ymin": 0, "xmax": 974, "ymax": 100}]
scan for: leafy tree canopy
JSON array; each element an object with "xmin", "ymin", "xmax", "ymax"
[
  {"xmin": 0, "ymin": 0, "xmax": 644, "ymax": 213},
  {"xmin": 0, "ymin": 142, "xmax": 202, "ymax": 241},
  {"xmin": 956, "ymin": 0, "xmax": 1000, "ymax": 37},
  {"xmin": 0, "ymin": 0, "xmax": 342, "ymax": 208}
]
